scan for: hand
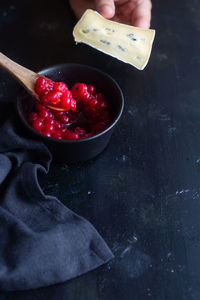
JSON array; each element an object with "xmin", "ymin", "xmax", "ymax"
[{"xmin": 69, "ymin": 0, "xmax": 152, "ymax": 29}]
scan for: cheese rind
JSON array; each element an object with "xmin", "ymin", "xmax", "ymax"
[{"xmin": 73, "ymin": 9, "xmax": 155, "ymax": 70}]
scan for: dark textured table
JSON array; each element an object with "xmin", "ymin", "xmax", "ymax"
[{"xmin": 1, "ymin": 0, "xmax": 200, "ymax": 299}]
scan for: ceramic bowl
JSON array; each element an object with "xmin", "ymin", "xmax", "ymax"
[{"xmin": 17, "ymin": 63, "xmax": 124, "ymax": 163}]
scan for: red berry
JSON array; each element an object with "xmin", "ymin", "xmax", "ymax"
[
  {"xmin": 67, "ymin": 131, "xmax": 80, "ymax": 140},
  {"xmin": 70, "ymin": 98, "xmax": 76, "ymax": 111},
  {"xmin": 42, "ymin": 130, "xmax": 52, "ymax": 137},
  {"xmin": 87, "ymin": 84, "xmax": 96, "ymax": 95},
  {"xmin": 78, "ymin": 83, "xmax": 87, "ymax": 96},
  {"xmin": 81, "ymin": 92, "xmax": 91, "ymax": 103},
  {"xmin": 35, "ymin": 77, "xmax": 47, "ymax": 95},
  {"xmin": 28, "ymin": 112, "xmax": 38, "ymax": 124},
  {"xmin": 53, "ymin": 111, "xmax": 64, "ymax": 120},
  {"xmin": 91, "ymin": 121, "xmax": 106, "ymax": 134},
  {"xmin": 71, "ymin": 83, "xmax": 88, "ymax": 102},
  {"xmin": 48, "ymin": 111, "xmax": 54, "ymax": 119},
  {"xmin": 82, "ymin": 133, "xmax": 92, "ymax": 138},
  {"xmin": 95, "ymin": 93, "xmax": 105, "ymax": 102},
  {"xmin": 52, "ymin": 130, "xmax": 62, "ymax": 139},
  {"xmin": 40, "ymin": 94, "xmax": 50, "ymax": 106},
  {"xmin": 71, "ymin": 83, "xmax": 81, "ymax": 100},
  {"xmin": 45, "ymin": 117, "xmax": 55, "ymax": 126},
  {"xmin": 35, "ymin": 77, "xmax": 54, "ymax": 96},
  {"xmin": 44, "ymin": 122, "xmax": 55, "ymax": 133},
  {"xmin": 62, "ymin": 129, "xmax": 71, "ymax": 139},
  {"xmin": 61, "ymin": 126, "xmax": 67, "ymax": 132},
  {"xmin": 53, "ymin": 82, "xmax": 68, "ymax": 93},
  {"xmin": 46, "ymin": 91, "xmax": 61, "ymax": 105},
  {"xmin": 35, "ymin": 103, "xmax": 46, "ymax": 112},
  {"xmin": 60, "ymin": 114, "xmax": 70, "ymax": 124},
  {"xmin": 99, "ymin": 99, "xmax": 108, "ymax": 110},
  {"xmin": 60, "ymin": 94, "xmax": 71, "ymax": 110},
  {"xmin": 84, "ymin": 105, "xmax": 99, "ymax": 121},
  {"xmin": 54, "ymin": 121, "xmax": 62, "ymax": 130},
  {"xmin": 74, "ymin": 127, "xmax": 86, "ymax": 137},
  {"xmin": 67, "ymin": 90, "xmax": 73, "ymax": 98},
  {"xmin": 89, "ymin": 97, "xmax": 99, "ymax": 108},
  {"xmin": 45, "ymin": 78, "xmax": 54, "ymax": 92},
  {"xmin": 39, "ymin": 109, "xmax": 50, "ymax": 119},
  {"xmin": 33, "ymin": 79, "xmax": 111, "ymax": 140},
  {"xmin": 32, "ymin": 118, "xmax": 44, "ymax": 132}
]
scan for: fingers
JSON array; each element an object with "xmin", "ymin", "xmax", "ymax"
[
  {"xmin": 95, "ymin": 0, "xmax": 115, "ymax": 19},
  {"xmin": 132, "ymin": 0, "xmax": 152, "ymax": 29}
]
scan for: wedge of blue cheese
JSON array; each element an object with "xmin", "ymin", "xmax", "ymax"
[{"xmin": 73, "ymin": 9, "xmax": 155, "ymax": 70}]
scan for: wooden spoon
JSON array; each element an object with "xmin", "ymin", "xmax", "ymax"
[{"xmin": 0, "ymin": 52, "xmax": 66, "ymax": 112}]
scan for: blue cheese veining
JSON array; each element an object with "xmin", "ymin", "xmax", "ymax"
[{"xmin": 73, "ymin": 9, "xmax": 156, "ymax": 70}]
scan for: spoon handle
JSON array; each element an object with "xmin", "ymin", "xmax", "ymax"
[
  {"xmin": 0, "ymin": 52, "xmax": 39, "ymax": 99},
  {"xmin": 0, "ymin": 53, "xmax": 66, "ymax": 112}
]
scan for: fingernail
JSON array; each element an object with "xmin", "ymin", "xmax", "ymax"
[{"xmin": 100, "ymin": 5, "xmax": 114, "ymax": 16}]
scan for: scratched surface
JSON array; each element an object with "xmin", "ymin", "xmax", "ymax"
[{"xmin": 1, "ymin": 0, "xmax": 200, "ymax": 299}]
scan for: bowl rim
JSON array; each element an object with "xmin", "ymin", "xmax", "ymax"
[{"xmin": 17, "ymin": 63, "xmax": 124, "ymax": 144}]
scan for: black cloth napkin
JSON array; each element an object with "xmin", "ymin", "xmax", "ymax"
[{"xmin": 0, "ymin": 103, "xmax": 113, "ymax": 291}]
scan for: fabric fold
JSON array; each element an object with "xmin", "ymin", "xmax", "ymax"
[{"xmin": 0, "ymin": 111, "xmax": 113, "ymax": 291}]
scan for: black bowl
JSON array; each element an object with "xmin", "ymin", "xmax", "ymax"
[{"xmin": 17, "ymin": 63, "xmax": 124, "ymax": 163}]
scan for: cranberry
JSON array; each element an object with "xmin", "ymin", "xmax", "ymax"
[
  {"xmin": 95, "ymin": 93, "xmax": 105, "ymax": 102},
  {"xmin": 61, "ymin": 127, "xmax": 68, "ymax": 133},
  {"xmin": 35, "ymin": 77, "xmax": 47, "ymax": 95},
  {"xmin": 71, "ymin": 83, "xmax": 88, "ymax": 101},
  {"xmin": 42, "ymin": 130, "xmax": 52, "ymax": 137},
  {"xmin": 53, "ymin": 111, "xmax": 64, "ymax": 120},
  {"xmin": 81, "ymin": 92, "xmax": 91, "ymax": 103},
  {"xmin": 62, "ymin": 129, "xmax": 71, "ymax": 139},
  {"xmin": 52, "ymin": 131, "xmax": 62, "ymax": 139},
  {"xmin": 45, "ymin": 79, "xmax": 54, "ymax": 91},
  {"xmin": 91, "ymin": 121, "xmax": 106, "ymax": 134},
  {"xmin": 32, "ymin": 79, "xmax": 111, "ymax": 139},
  {"xmin": 40, "ymin": 94, "xmax": 50, "ymax": 106},
  {"xmin": 84, "ymin": 106, "xmax": 99, "ymax": 121},
  {"xmin": 35, "ymin": 78, "xmax": 81, "ymax": 112},
  {"xmin": 45, "ymin": 91, "xmax": 61, "ymax": 105},
  {"xmin": 89, "ymin": 97, "xmax": 99, "ymax": 108},
  {"xmin": 60, "ymin": 114, "xmax": 70, "ymax": 124},
  {"xmin": 74, "ymin": 127, "xmax": 86, "ymax": 136},
  {"xmin": 45, "ymin": 117, "xmax": 55, "ymax": 126},
  {"xmin": 65, "ymin": 90, "xmax": 73, "ymax": 99},
  {"xmin": 48, "ymin": 111, "xmax": 54, "ymax": 119},
  {"xmin": 60, "ymin": 94, "xmax": 71, "ymax": 110},
  {"xmin": 70, "ymin": 98, "xmax": 76, "ymax": 111},
  {"xmin": 87, "ymin": 84, "xmax": 96, "ymax": 95},
  {"xmin": 28, "ymin": 112, "xmax": 38, "ymax": 124},
  {"xmin": 82, "ymin": 133, "xmax": 92, "ymax": 138},
  {"xmin": 35, "ymin": 77, "xmax": 54, "ymax": 96},
  {"xmin": 35, "ymin": 103, "xmax": 46, "ymax": 112},
  {"xmin": 54, "ymin": 121, "xmax": 62, "ymax": 130},
  {"xmin": 39, "ymin": 109, "xmax": 50, "ymax": 119},
  {"xmin": 53, "ymin": 82, "xmax": 68, "ymax": 93},
  {"xmin": 44, "ymin": 122, "xmax": 55, "ymax": 133},
  {"xmin": 78, "ymin": 83, "xmax": 88, "ymax": 97},
  {"xmin": 32, "ymin": 118, "xmax": 44, "ymax": 132},
  {"xmin": 62, "ymin": 129, "xmax": 80, "ymax": 140},
  {"xmin": 98, "ymin": 99, "xmax": 108, "ymax": 109},
  {"xmin": 71, "ymin": 83, "xmax": 81, "ymax": 100},
  {"xmin": 67, "ymin": 131, "xmax": 80, "ymax": 140}
]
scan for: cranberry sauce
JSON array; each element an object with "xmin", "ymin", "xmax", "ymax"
[{"xmin": 27, "ymin": 78, "xmax": 111, "ymax": 140}]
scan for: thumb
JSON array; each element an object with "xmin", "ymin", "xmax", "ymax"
[{"xmin": 95, "ymin": 0, "xmax": 115, "ymax": 19}]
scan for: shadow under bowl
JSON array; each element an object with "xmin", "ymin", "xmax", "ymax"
[{"xmin": 17, "ymin": 63, "xmax": 124, "ymax": 163}]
